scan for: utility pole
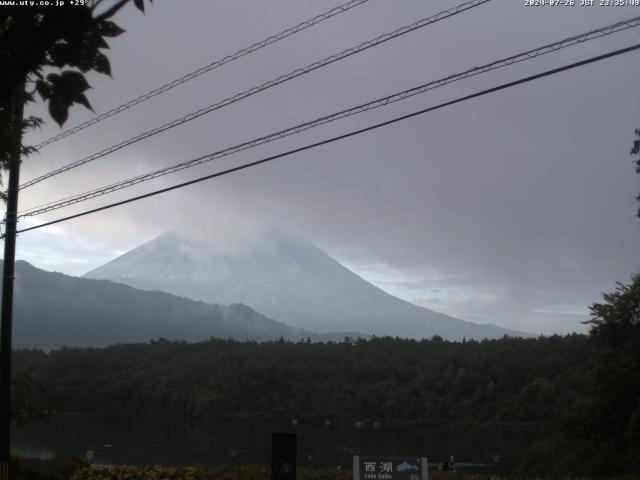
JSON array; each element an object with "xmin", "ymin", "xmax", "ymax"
[{"xmin": 0, "ymin": 83, "xmax": 24, "ymax": 480}]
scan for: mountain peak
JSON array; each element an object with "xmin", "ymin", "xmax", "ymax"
[{"xmin": 85, "ymin": 228, "xmax": 529, "ymax": 340}]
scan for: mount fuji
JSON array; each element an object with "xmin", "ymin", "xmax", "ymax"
[{"xmin": 84, "ymin": 229, "xmax": 528, "ymax": 340}]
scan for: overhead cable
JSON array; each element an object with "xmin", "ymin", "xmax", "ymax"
[
  {"xmin": 11, "ymin": 42, "xmax": 640, "ymax": 237},
  {"xmin": 18, "ymin": 14, "xmax": 640, "ymax": 218},
  {"xmin": 20, "ymin": 0, "xmax": 490, "ymax": 190},
  {"xmin": 33, "ymin": 0, "xmax": 373, "ymax": 150}
]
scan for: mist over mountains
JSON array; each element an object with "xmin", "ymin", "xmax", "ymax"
[
  {"xmin": 6, "ymin": 260, "xmax": 345, "ymax": 349},
  {"xmin": 85, "ymin": 229, "xmax": 529, "ymax": 340}
]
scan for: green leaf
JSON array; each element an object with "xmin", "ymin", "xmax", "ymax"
[
  {"xmin": 93, "ymin": 34, "xmax": 110, "ymax": 50},
  {"xmin": 98, "ymin": 20, "xmax": 125, "ymax": 38},
  {"xmin": 46, "ymin": 42, "xmax": 78, "ymax": 69},
  {"xmin": 48, "ymin": 71, "xmax": 91, "ymax": 96},
  {"xmin": 93, "ymin": 51, "xmax": 111, "ymax": 76},
  {"xmin": 21, "ymin": 145, "xmax": 38, "ymax": 157},
  {"xmin": 48, "ymin": 98, "xmax": 69, "ymax": 127},
  {"xmin": 44, "ymin": 71, "xmax": 93, "ymax": 125},
  {"xmin": 35, "ymin": 80, "xmax": 51, "ymax": 100},
  {"xmin": 76, "ymin": 93, "xmax": 93, "ymax": 112},
  {"xmin": 23, "ymin": 116, "xmax": 44, "ymax": 130},
  {"xmin": 74, "ymin": 48, "xmax": 95, "ymax": 72}
]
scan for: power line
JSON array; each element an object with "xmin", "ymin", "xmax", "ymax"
[
  {"xmin": 18, "ymin": 15, "xmax": 640, "ymax": 218},
  {"xmin": 33, "ymin": 0, "xmax": 373, "ymax": 150},
  {"xmin": 11, "ymin": 42, "xmax": 640, "ymax": 238},
  {"xmin": 20, "ymin": 0, "xmax": 490, "ymax": 190}
]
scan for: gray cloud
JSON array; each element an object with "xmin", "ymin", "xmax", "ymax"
[{"xmin": 15, "ymin": 0, "xmax": 640, "ymax": 334}]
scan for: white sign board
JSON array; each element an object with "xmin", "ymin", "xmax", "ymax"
[{"xmin": 353, "ymin": 456, "xmax": 428, "ymax": 480}]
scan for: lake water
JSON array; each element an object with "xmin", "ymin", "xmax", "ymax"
[{"xmin": 12, "ymin": 414, "xmax": 541, "ymax": 473}]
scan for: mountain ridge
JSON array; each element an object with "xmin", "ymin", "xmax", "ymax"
[
  {"xmin": 4, "ymin": 260, "xmax": 359, "ymax": 349},
  {"xmin": 85, "ymin": 229, "xmax": 530, "ymax": 340}
]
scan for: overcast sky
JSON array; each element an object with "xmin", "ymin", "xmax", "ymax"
[{"xmin": 11, "ymin": 0, "xmax": 640, "ymax": 335}]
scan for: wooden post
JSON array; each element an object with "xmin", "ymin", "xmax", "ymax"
[{"xmin": 271, "ymin": 432, "xmax": 296, "ymax": 480}]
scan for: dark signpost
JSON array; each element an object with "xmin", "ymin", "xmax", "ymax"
[
  {"xmin": 353, "ymin": 456, "xmax": 428, "ymax": 480},
  {"xmin": 271, "ymin": 433, "xmax": 297, "ymax": 480}
]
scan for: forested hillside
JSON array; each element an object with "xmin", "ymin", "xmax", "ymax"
[
  {"xmin": 14, "ymin": 333, "xmax": 640, "ymax": 476},
  {"xmin": 5, "ymin": 261, "xmax": 347, "ymax": 348},
  {"xmin": 14, "ymin": 335, "xmax": 592, "ymax": 424}
]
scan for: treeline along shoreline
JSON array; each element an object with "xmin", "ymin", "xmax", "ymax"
[
  {"xmin": 12, "ymin": 334, "xmax": 639, "ymax": 477},
  {"xmin": 14, "ymin": 335, "xmax": 590, "ymax": 424}
]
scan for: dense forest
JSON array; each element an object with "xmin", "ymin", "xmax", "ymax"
[
  {"xmin": 12, "ymin": 321, "xmax": 640, "ymax": 478},
  {"xmin": 13, "ymin": 335, "xmax": 591, "ymax": 425}
]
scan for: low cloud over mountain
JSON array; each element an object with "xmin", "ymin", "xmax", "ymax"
[
  {"xmin": 7, "ymin": 260, "xmax": 347, "ymax": 349},
  {"xmin": 85, "ymin": 228, "xmax": 529, "ymax": 340}
]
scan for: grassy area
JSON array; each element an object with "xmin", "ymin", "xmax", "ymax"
[
  {"xmin": 69, "ymin": 465, "xmax": 594, "ymax": 480},
  {"xmin": 71, "ymin": 465, "xmax": 355, "ymax": 480},
  {"xmin": 11, "ymin": 458, "xmax": 599, "ymax": 480},
  {"xmin": 11, "ymin": 456, "xmax": 85, "ymax": 480}
]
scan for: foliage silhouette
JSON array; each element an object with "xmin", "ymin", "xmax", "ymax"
[{"xmin": 0, "ymin": 0, "xmax": 152, "ymax": 179}]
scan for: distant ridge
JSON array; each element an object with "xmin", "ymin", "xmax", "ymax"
[
  {"xmin": 4, "ymin": 260, "xmax": 355, "ymax": 349},
  {"xmin": 85, "ymin": 229, "xmax": 530, "ymax": 340}
]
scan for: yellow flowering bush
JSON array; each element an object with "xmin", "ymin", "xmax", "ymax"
[
  {"xmin": 70, "ymin": 466, "xmax": 595, "ymax": 480},
  {"xmin": 70, "ymin": 464, "xmax": 353, "ymax": 480}
]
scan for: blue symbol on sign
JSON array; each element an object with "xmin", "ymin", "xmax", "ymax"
[{"xmin": 396, "ymin": 461, "xmax": 419, "ymax": 472}]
